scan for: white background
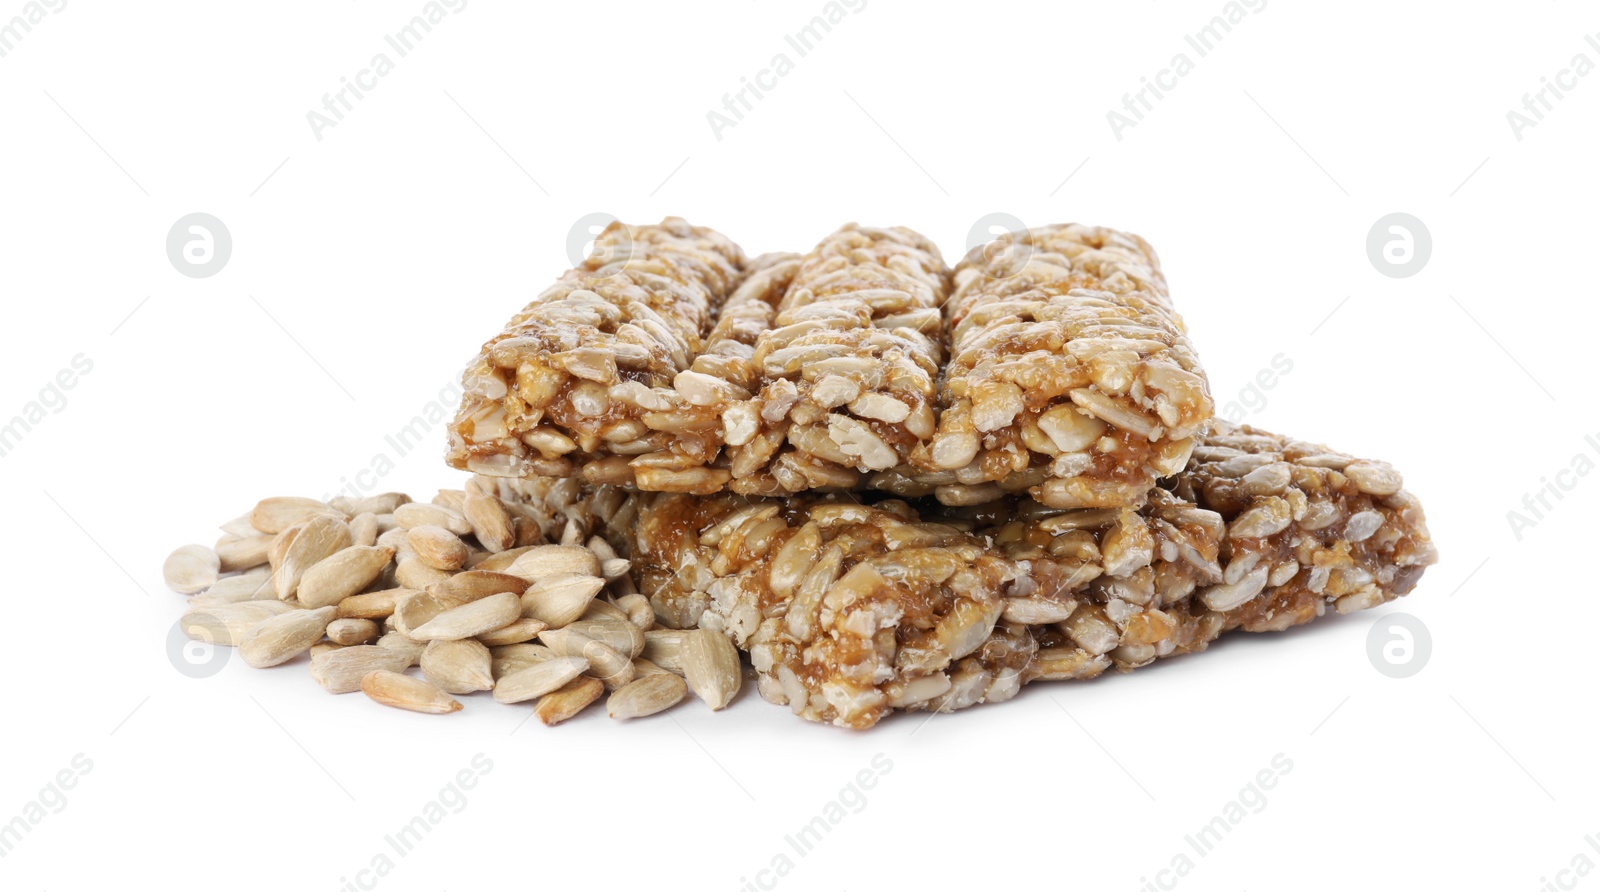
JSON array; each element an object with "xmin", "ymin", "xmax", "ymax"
[{"xmin": 1, "ymin": 1, "xmax": 1593, "ymax": 889}]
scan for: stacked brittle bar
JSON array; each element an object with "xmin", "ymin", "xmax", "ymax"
[
  {"xmin": 465, "ymin": 218, "xmax": 1438, "ymax": 728},
  {"xmin": 513, "ymin": 422, "xmax": 1432, "ymax": 729},
  {"xmin": 903, "ymin": 224, "xmax": 1212, "ymax": 509},
  {"xmin": 446, "ymin": 218, "xmax": 747, "ymax": 478}
]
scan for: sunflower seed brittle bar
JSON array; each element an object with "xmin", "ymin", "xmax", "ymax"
[
  {"xmin": 914, "ymin": 223, "xmax": 1213, "ymax": 509},
  {"xmin": 447, "ymin": 218, "xmax": 746, "ymax": 478},
  {"xmin": 625, "ymin": 224, "xmax": 951, "ymax": 497},
  {"xmin": 621, "ymin": 421, "xmax": 1435, "ymax": 729},
  {"xmin": 614, "ymin": 250, "xmax": 802, "ymax": 494}
]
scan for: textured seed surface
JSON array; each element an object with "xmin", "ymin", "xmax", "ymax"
[
  {"xmin": 408, "ymin": 525, "xmax": 470, "ymax": 571},
  {"xmin": 493, "ymin": 657, "xmax": 588, "ymax": 703},
  {"xmin": 421, "ymin": 638, "xmax": 495, "ymax": 694},
  {"xmin": 474, "ymin": 617, "xmax": 548, "ymax": 646},
  {"xmin": 683, "ymin": 628, "xmax": 742, "ymax": 710},
  {"xmin": 311, "ymin": 645, "xmax": 412, "ymax": 694},
  {"xmin": 506, "ymin": 546, "xmax": 602, "ymax": 581},
  {"xmin": 296, "ymin": 546, "xmax": 395, "ymax": 609},
  {"xmin": 326, "ymin": 617, "xmax": 379, "ymax": 646},
  {"xmin": 215, "ymin": 535, "xmax": 272, "ymax": 573},
  {"xmin": 182, "ymin": 600, "xmax": 297, "ymax": 646},
  {"xmin": 409, "ymin": 591, "xmax": 521, "ymax": 641},
  {"xmin": 273, "ymin": 516, "xmax": 351, "ymax": 600},
  {"xmin": 534, "ymin": 676, "xmax": 605, "ymax": 726},
  {"xmin": 251, "ymin": 497, "xmax": 342, "ymax": 535},
  {"xmin": 607, "ymin": 674, "xmax": 688, "ymax": 719},
  {"xmin": 164, "ymin": 545, "xmax": 221, "ymax": 594},
  {"xmin": 361, "ymin": 669, "xmax": 463, "ymax": 714},
  {"xmin": 539, "ymin": 628, "xmax": 635, "ymax": 688},
  {"xmin": 241, "ymin": 606, "xmax": 338, "ymax": 668},
  {"xmin": 521, "ymin": 574, "xmax": 605, "ymax": 627}
]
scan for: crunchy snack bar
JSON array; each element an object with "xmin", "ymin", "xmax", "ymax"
[
  {"xmin": 904, "ymin": 224, "xmax": 1213, "ymax": 510},
  {"xmin": 616, "ymin": 422, "xmax": 1435, "ymax": 729},
  {"xmin": 446, "ymin": 218, "xmax": 746, "ymax": 478},
  {"xmin": 730, "ymin": 224, "xmax": 949, "ymax": 494},
  {"xmin": 614, "ymin": 224, "xmax": 950, "ymax": 495},
  {"xmin": 598, "ymin": 250, "xmax": 802, "ymax": 494}
]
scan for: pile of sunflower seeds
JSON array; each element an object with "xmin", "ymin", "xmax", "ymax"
[{"xmin": 165, "ymin": 483, "xmax": 740, "ymax": 724}]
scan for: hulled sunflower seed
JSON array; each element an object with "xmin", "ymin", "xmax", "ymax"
[
  {"xmin": 376, "ymin": 526, "xmax": 410, "ymax": 554},
  {"xmin": 565, "ymin": 618, "xmax": 645, "ymax": 659},
  {"xmin": 464, "ymin": 489, "xmax": 516, "ymax": 553},
  {"xmin": 187, "ymin": 569, "xmax": 275, "ymax": 606},
  {"xmin": 431, "ymin": 570, "xmax": 528, "ymax": 609},
  {"xmin": 520, "ymin": 574, "xmax": 605, "ymax": 627},
  {"xmin": 375, "ymin": 631, "xmax": 427, "ymax": 666},
  {"xmin": 474, "ymin": 617, "xmax": 548, "ymax": 647},
  {"xmin": 580, "ymin": 599, "xmax": 632, "ymax": 625},
  {"xmin": 310, "ymin": 645, "xmax": 412, "ymax": 694},
  {"xmin": 538, "ymin": 628, "xmax": 635, "ymax": 688},
  {"xmin": 683, "ymin": 628, "xmax": 741, "ymax": 710},
  {"xmin": 631, "ymin": 658, "xmax": 672, "ymax": 677},
  {"xmin": 219, "ymin": 513, "xmax": 259, "ymax": 539},
  {"xmin": 251, "ymin": 497, "xmax": 343, "ymax": 535},
  {"xmin": 361, "ymin": 670, "xmax": 462, "ymax": 714},
  {"xmin": 241, "ymin": 606, "xmax": 338, "ymax": 668},
  {"xmin": 466, "ymin": 545, "xmax": 535, "ymax": 573},
  {"xmin": 182, "ymin": 600, "xmax": 298, "ymax": 646},
  {"xmin": 493, "ymin": 656, "xmax": 588, "ymax": 703},
  {"xmin": 337, "ymin": 587, "xmax": 410, "ymax": 620},
  {"xmin": 273, "ymin": 515, "xmax": 352, "ymax": 600},
  {"xmin": 394, "ymin": 502, "xmax": 472, "ymax": 536},
  {"xmin": 350, "ymin": 512, "xmax": 380, "ymax": 548},
  {"xmin": 392, "ymin": 592, "xmax": 445, "ymax": 637},
  {"xmin": 326, "ymin": 617, "xmax": 379, "ymax": 646},
  {"xmin": 607, "ymin": 674, "xmax": 688, "ymax": 720},
  {"xmin": 420, "ymin": 638, "xmax": 495, "ymax": 694},
  {"xmin": 296, "ymin": 545, "xmax": 395, "ymax": 609},
  {"xmin": 533, "ymin": 676, "xmax": 605, "ymax": 726},
  {"xmin": 432, "ymin": 489, "xmax": 467, "ymax": 513},
  {"xmin": 408, "ymin": 591, "xmax": 521, "ymax": 642},
  {"xmin": 490, "ymin": 643, "xmax": 554, "ymax": 679},
  {"xmin": 164, "ymin": 545, "xmax": 221, "ymax": 594},
  {"xmin": 615, "ymin": 594, "xmax": 655, "ymax": 631},
  {"xmin": 641, "ymin": 630, "xmax": 688, "ymax": 676},
  {"xmin": 215, "ymin": 535, "xmax": 272, "ymax": 573},
  {"xmin": 395, "ymin": 555, "xmax": 453, "ymax": 591},
  {"xmin": 407, "ymin": 525, "xmax": 470, "ymax": 571},
  {"xmin": 345, "ymin": 493, "xmax": 411, "ymax": 516},
  {"xmin": 506, "ymin": 545, "xmax": 601, "ymax": 582}
]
